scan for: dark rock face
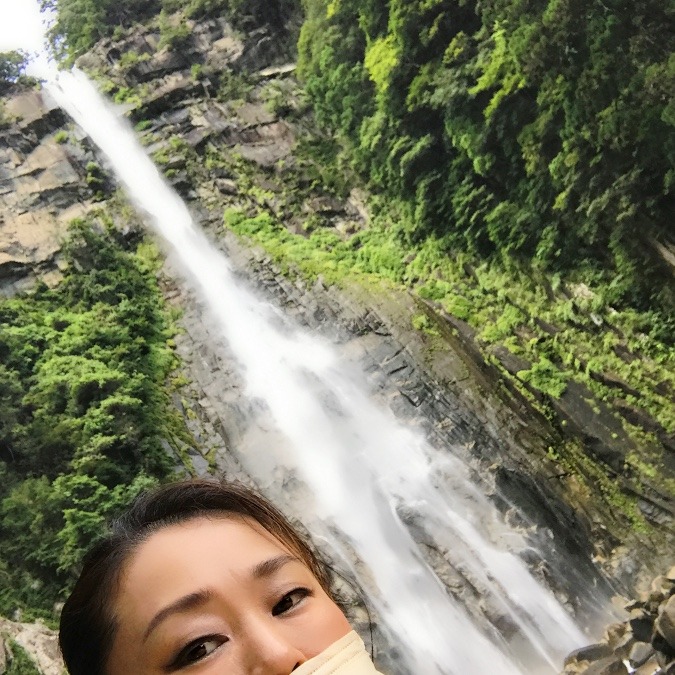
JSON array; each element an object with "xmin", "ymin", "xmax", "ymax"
[
  {"xmin": 0, "ymin": 88, "xmax": 98, "ymax": 296},
  {"xmin": 657, "ymin": 595, "xmax": 675, "ymax": 652},
  {"xmin": 562, "ymin": 568, "xmax": 675, "ymax": 674}
]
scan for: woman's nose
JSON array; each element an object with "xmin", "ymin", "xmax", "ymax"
[{"xmin": 244, "ymin": 621, "xmax": 306, "ymax": 674}]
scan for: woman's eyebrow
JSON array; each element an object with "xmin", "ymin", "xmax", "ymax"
[
  {"xmin": 251, "ymin": 553, "xmax": 298, "ymax": 579},
  {"xmin": 143, "ymin": 590, "xmax": 213, "ymax": 642},
  {"xmin": 142, "ymin": 556, "xmax": 298, "ymax": 641}
]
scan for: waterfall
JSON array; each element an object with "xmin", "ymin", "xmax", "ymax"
[{"xmin": 40, "ymin": 65, "xmax": 593, "ymax": 673}]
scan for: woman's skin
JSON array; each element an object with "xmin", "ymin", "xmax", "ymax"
[{"xmin": 107, "ymin": 516, "xmax": 352, "ymax": 674}]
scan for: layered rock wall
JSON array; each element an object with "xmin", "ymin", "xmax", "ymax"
[
  {"xmin": 0, "ymin": 88, "xmax": 99, "ymax": 296},
  {"xmin": 1, "ymin": 9, "xmax": 671, "ymax": 592}
]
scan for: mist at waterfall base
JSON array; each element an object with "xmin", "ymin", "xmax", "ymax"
[{"xmin": 42, "ymin": 64, "xmax": 598, "ymax": 673}]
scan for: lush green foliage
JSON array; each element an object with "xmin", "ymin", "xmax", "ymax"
[
  {"xmin": 41, "ymin": 0, "xmax": 164, "ymax": 61},
  {"xmin": 157, "ymin": 10, "xmax": 192, "ymax": 51},
  {"xmin": 163, "ymin": 0, "xmax": 299, "ymax": 27},
  {"xmin": 0, "ymin": 221, "xmax": 177, "ymax": 618},
  {"xmin": 0, "ymin": 51, "xmax": 29, "ymax": 94},
  {"xmin": 298, "ymin": 0, "xmax": 674, "ymax": 312}
]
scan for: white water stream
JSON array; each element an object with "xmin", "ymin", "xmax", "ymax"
[{"xmin": 40, "ymin": 64, "xmax": 592, "ymax": 673}]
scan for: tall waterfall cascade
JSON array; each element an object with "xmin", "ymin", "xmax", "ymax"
[{"xmin": 41, "ymin": 63, "xmax": 595, "ymax": 674}]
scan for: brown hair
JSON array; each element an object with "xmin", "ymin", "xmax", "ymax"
[{"xmin": 58, "ymin": 478, "xmax": 332, "ymax": 675}]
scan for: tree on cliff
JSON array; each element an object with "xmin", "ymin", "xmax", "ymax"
[
  {"xmin": 43, "ymin": 0, "xmax": 300, "ymax": 61},
  {"xmin": 40, "ymin": 0, "xmax": 162, "ymax": 61},
  {"xmin": 0, "ymin": 51, "xmax": 28, "ymax": 94},
  {"xmin": 0, "ymin": 221, "xmax": 177, "ymax": 619}
]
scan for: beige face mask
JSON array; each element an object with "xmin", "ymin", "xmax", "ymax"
[{"xmin": 294, "ymin": 631, "xmax": 383, "ymax": 675}]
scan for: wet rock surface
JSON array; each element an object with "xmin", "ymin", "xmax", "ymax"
[
  {"xmin": 562, "ymin": 568, "xmax": 675, "ymax": 674},
  {"xmin": 164, "ymin": 223, "xmax": 615, "ymax": 632}
]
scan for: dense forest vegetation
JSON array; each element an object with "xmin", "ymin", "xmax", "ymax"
[
  {"xmin": 0, "ymin": 221, "xmax": 179, "ymax": 619},
  {"xmin": 297, "ymin": 0, "xmax": 674, "ymax": 315}
]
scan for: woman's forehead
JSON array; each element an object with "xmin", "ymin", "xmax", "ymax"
[
  {"xmin": 136, "ymin": 514, "xmax": 293, "ymax": 562},
  {"xmin": 115, "ymin": 517, "xmax": 303, "ymax": 617}
]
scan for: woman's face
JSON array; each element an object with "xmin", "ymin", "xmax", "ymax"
[{"xmin": 107, "ymin": 516, "xmax": 351, "ymax": 674}]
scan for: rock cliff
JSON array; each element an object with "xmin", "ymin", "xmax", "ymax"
[
  {"xmin": 61, "ymin": 12, "xmax": 672, "ymax": 585},
  {"xmin": 0, "ymin": 88, "xmax": 98, "ymax": 296},
  {"xmin": 0, "ymin": 10, "xmax": 673, "ymax": 674}
]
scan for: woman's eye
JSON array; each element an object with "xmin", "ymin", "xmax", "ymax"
[
  {"xmin": 272, "ymin": 588, "xmax": 311, "ymax": 616},
  {"xmin": 170, "ymin": 636, "xmax": 226, "ymax": 670}
]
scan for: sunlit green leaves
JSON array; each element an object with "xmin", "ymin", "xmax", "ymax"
[
  {"xmin": 297, "ymin": 0, "xmax": 673, "ymax": 312},
  {"xmin": 364, "ymin": 35, "xmax": 400, "ymax": 96},
  {"xmin": 0, "ymin": 221, "xmax": 176, "ymax": 618},
  {"xmin": 41, "ymin": 0, "xmax": 161, "ymax": 62}
]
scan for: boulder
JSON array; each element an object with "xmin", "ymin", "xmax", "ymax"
[
  {"xmin": 630, "ymin": 609, "xmax": 655, "ymax": 643},
  {"xmin": 656, "ymin": 596, "xmax": 675, "ymax": 650},
  {"xmin": 629, "ymin": 641, "xmax": 655, "ymax": 667},
  {"xmin": 561, "ymin": 569, "xmax": 675, "ymax": 674},
  {"xmin": 583, "ymin": 657, "xmax": 628, "ymax": 674},
  {"xmin": 564, "ymin": 643, "xmax": 613, "ymax": 666}
]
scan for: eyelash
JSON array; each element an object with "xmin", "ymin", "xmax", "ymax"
[
  {"xmin": 168, "ymin": 634, "xmax": 227, "ymax": 671},
  {"xmin": 166, "ymin": 588, "xmax": 312, "ymax": 670},
  {"xmin": 272, "ymin": 587, "xmax": 312, "ymax": 616}
]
